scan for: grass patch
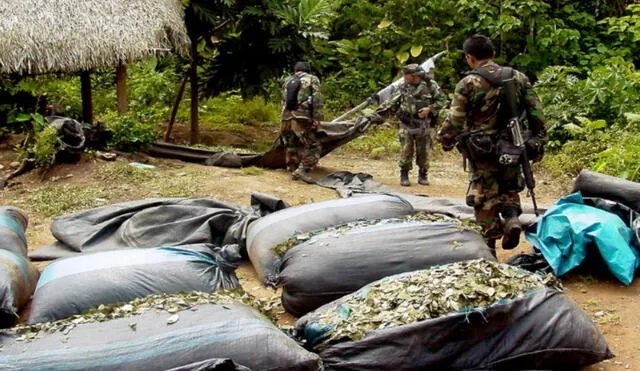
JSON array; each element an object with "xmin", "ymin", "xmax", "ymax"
[
  {"xmin": 93, "ymin": 162, "xmax": 157, "ymax": 184},
  {"xmin": 24, "ymin": 184, "xmax": 110, "ymax": 217},
  {"xmin": 240, "ymin": 166, "xmax": 264, "ymax": 176},
  {"xmin": 338, "ymin": 124, "xmax": 400, "ymax": 158}
]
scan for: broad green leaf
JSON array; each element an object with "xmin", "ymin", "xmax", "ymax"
[
  {"xmin": 396, "ymin": 52, "xmax": 410, "ymax": 64},
  {"xmin": 410, "ymin": 45, "xmax": 423, "ymax": 57},
  {"xmin": 377, "ymin": 19, "xmax": 392, "ymax": 29}
]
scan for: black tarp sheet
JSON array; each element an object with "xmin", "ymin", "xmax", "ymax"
[{"xmin": 30, "ymin": 193, "xmax": 287, "ymax": 261}]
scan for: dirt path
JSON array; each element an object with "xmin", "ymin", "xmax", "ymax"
[{"xmin": 0, "ymin": 148, "xmax": 638, "ymax": 370}]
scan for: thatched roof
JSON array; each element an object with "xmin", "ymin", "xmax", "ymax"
[{"xmin": 0, "ymin": 0, "xmax": 190, "ymax": 75}]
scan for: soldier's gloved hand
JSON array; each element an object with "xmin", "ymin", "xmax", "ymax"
[{"xmin": 525, "ymin": 138, "xmax": 544, "ymax": 162}]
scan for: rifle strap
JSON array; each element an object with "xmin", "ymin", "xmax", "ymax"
[{"xmin": 466, "ymin": 66, "xmax": 514, "ymax": 87}]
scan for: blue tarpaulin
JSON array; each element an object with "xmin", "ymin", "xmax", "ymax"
[{"xmin": 525, "ymin": 192, "xmax": 640, "ymax": 285}]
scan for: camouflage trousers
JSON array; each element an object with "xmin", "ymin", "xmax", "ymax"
[
  {"xmin": 398, "ymin": 126, "xmax": 432, "ymax": 171},
  {"xmin": 280, "ymin": 118, "xmax": 321, "ymax": 171},
  {"xmin": 465, "ymin": 164, "xmax": 525, "ymax": 240}
]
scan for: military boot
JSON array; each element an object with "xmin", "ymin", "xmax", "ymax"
[
  {"xmin": 418, "ymin": 168, "xmax": 429, "ymax": 185},
  {"xmin": 400, "ymin": 170, "xmax": 410, "ymax": 187},
  {"xmin": 292, "ymin": 167, "xmax": 316, "ymax": 184},
  {"xmin": 501, "ymin": 208, "xmax": 523, "ymax": 250}
]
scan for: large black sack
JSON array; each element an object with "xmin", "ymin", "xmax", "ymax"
[
  {"xmin": 0, "ymin": 303, "xmax": 321, "ymax": 371},
  {"xmin": 279, "ymin": 220, "xmax": 495, "ymax": 316},
  {"xmin": 0, "ymin": 250, "xmax": 39, "ymax": 328},
  {"xmin": 573, "ymin": 169, "xmax": 640, "ymax": 212},
  {"xmin": 295, "ymin": 287, "xmax": 612, "ymax": 371},
  {"xmin": 0, "ymin": 206, "xmax": 28, "ymax": 257},
  {"xmin": 30, "ymin": 194, "xmax": 287, "ymax": 261},
  {"xmin": 28, "ymin": 244, "xmax": 241, "ymax": 324},
  {"xmin": 246, "ymin": 195, "xmax": 414, "ymax": 284}
]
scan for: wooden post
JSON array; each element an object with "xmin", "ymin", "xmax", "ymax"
[
  {"xmin": 116, "ymin": 62, "xmax": 128, "ymax": 114},
  {"xmin": 80, "ymin": 70, "xmax": 94, "ymax": 123},
  {"xmin": 189, "ymin": 40, "xmax": 199, "ymax": 145},
  {"xmin": 164, "ymin": 72, "xmax": 190, "ymax": 142}
]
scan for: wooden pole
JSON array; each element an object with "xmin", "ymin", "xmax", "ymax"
[
  {"xmin": 80, "ymin": 70, "xmax": 94, "ymax": 123},
  {"xmin": 189, "ymin": 40, "xmax": 199, "ymax": 145},
  {"xmin": 164, "ymin": 72, "xmax": 190, "ymax": 142},
  {"xmin": 116, "ymin": 62, "xmax": 128, "ymax": 114}
]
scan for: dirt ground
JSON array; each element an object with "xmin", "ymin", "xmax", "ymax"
[{"xmin": 0, "ymin": 140, "xmax": 638, "ymax": 370}]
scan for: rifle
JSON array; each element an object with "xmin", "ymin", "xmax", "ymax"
[
  {"xmin": 502, "ymin": 76, "xmax": 539, "ymax": 216},
  {"xmin": 331, "ymin": 51, "xmax": 446, "ymax": 123}
]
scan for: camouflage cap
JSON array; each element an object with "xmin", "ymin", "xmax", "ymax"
[{"xmin": 401, "ymin": 63, "xmax": 425, "ymax": 77}]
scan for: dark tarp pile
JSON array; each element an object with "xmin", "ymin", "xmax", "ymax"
[
  {"xmin": 1, "ymin": 300, "xmax": 322, "ymax": 370},
  {"xmin": 146, "ymin": 116, "xmax": 376, "ymax": 169},
  {"xmin": 0, "ymin": 207, "xmax": 39, "ymax": 327},
  {"xmin": 294, "ymin": 261, "xmax": 613, "ymax": 370},
  {"xmin": 573, "ymin": 169, "xmax": 640, "ymax": 212},
  {"xmin": 246, "ymin": 194, "xmax": 415, "ymax": 285},
  {"xmin": 29, "ymin": 193, "xmax": 287, "ymax": 261},
  {"xmin": 28, "ymin": 244, "xmax": 241, "ymax": 324},
  {"xmin": 278, "ymin": 219, "xmax": 495, "ymax": 316}
]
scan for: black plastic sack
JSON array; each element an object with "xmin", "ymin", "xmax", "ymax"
[
  {"xmin": 28, "ymin": 244, "xmax": 241, "ymax": 324},
  {"xmin": 279, "ymin": 221, "xmax": 495, "ymax": 316},
  {"xmin": 1, "ymin": 303, "xmax": 321, "ymax": 371},
  {"xmin": 295, "ymin": 288, "xmax": 612, "ymax": 370},
  {"xmin": 0, "ymin": 206, "xmax": 28, "ymax": 257},
  {"xmin": 573, "ymin": 169, "xmax": 640, "ymax": 212},
  {"xmin": 0, "ymin": 250, "xmax": 39, "ymax": 327},
  {"xmin": 246, "ymin": 195, "xmax": 414, "ymax": 285},
  {"xmin": 31, "ymin": 193, "xmax": 287, "ymax": 261}
]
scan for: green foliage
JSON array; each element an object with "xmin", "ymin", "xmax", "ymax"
[
  {"xmin": 104, "ymin": 110, "xmax": 161, "ymax": 152},
  {"xmin": 340, "ymin": 124, "xmax": 400, "ymax": 158},
  {"xmin": 28, "ymin": 126, "xmax": 62, "ymax": 167},
  {"xmin": 177, "ymin": 92, "xmax": 280, "ymax": 129}
]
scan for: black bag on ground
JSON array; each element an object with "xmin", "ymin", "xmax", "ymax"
[
  {"xmin": 573, "ymin": 169, "xmax": 640, "ymax": 212},
  {"xmin": 279, "ymin": 220, "xmax": 495, "ymax": 316},
  {"xmin": 246, "ymin": 195, "xmax": 414, "ymax": 285},
  {"xmin": 28, "ymin": 244, "xmax": 241, "ymax": 324},
  {"xmin": 0, "ymin": 303, "xmax": 321, "ymax": 371},
  {"xmin": 0, "ymin": 206, "xmax": 28, "ymax": 257},
  {"xmin": 295, "ymin": 287, "xmax": 612, "ymax": 370},
  {"xmin": 30, "ymin": 194, "xmax": 286, "ymax": 261},
  {"xmin": 0, "ymin": 250, "xmax": 39, "ymax": 328}
]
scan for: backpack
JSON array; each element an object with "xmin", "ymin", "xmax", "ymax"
[
  {"xmin": 285, "ymin": 74, "xmax": 302, "ymax": 111},
  {"xmin": 466, "ymin": 67, "xmax": 519, "ymax": 126}
]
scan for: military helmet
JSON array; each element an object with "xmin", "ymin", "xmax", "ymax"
[{"xmin": 401, "ymin": 63, "xmax": 426, "ymax": 77}]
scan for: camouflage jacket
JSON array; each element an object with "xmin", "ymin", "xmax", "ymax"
[
  {"xmin": 437, "ymin": 61, "xmax": 546, "ymax": 148},
  {"xmin": 375, "ymin": 78, "xmax": 447, "ymax": 127},
  {"xmin": 281, "ymin": 71, "xmax": 323, "ymax": 122}
]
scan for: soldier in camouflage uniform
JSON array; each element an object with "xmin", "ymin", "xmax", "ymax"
[
  {"xmin": 437, "ymin": 35, "xmax": 546, "ymax": 254},
  {"xmin": 375, "ymin": 64, "xmax": 447, "ymax": 186},
  {"xmin": 280, "ymin": 61, "xmax": 323, "ymax": 184}
]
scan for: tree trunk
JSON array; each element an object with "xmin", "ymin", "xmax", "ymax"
[
  {"xmin": 116, "ymin": 62, "xmax": 128, "ymax": 114},
  {"xmin": 190, "ymin": 41, "xmax": 199, "ymax": 145},
  {"xmin": 80, "ymin": 71, "xmax": 94, "ymax": 123},
  {"xmin": 164, "ymin": 72, "xmax": 190, "ymax": 142}
]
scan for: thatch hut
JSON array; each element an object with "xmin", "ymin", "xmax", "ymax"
[{"xmin": 0, "ymin": 0, "xmax": 190, "ymax": 121}]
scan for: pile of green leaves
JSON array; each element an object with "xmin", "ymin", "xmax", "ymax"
[
  {"xmin": 311, "ymin": 259, "xmax": 561, "ymax": 348},
  {"xmin": 12, "ymin": 290, "xmax": 282, "ymax": 341},
  {"xmin": 272, "ymin": 212, "xmax": 481, "ymax": 258}
]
